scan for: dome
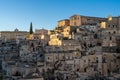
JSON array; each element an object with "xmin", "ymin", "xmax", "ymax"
[
  {"xmin": 14, "ymin": 28, "xmax": 19, "ymax": 32},
  {"xmin": 108, "ymin": 15, "xmax": 112, "ymax": 21}
]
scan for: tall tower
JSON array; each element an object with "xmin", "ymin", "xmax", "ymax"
[{"xmin": 29, "ymin": 22, "xmax": 33, "ymax": 34}]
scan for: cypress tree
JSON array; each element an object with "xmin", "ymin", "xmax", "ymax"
[{"xmin": 30, "ymin": 22, "xmax": 33, "ymax": 34}]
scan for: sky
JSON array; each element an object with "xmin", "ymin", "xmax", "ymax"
[{"xmin": 0, "ymin": 0, "xmax": 120, "ymax": 31}]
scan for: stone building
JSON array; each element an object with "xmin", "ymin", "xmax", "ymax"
[
  {"xmin": 0, "ymin": 29, "xmax": 28, "ymax": 40},
  {"xmin": 62, "ymin": 26, "xmax": 76, "ymax": 38},
  {"xmin": 70, "ymin": 14, "xmax": 106, "ymax": 26},
  {"xmin": 102, "ymin": 16, "xmax": 120, "ymax": 53},
  {"xmin": 57, "ymin": 19, "xmax": 70, "ymax": 27},
  {"xmin": 49, "ymin": 34, "xmax": 62, "ymax": 46}
]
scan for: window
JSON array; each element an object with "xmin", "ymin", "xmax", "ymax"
[
  {"xmin": 88, "ymin": 59, "xmax": 90, "ymax": 62},
  {"xmin": 74, "ymin": 16, "xmax": 76, "ymax": 20},
  {"xmin": 56, "ymin": 57, "xmax": 58, "ymax": 59},
  {"xmin": 110, "ymin": 37, "xmax": 112, "ymax": 40},
  {"xmin": 96, "ymin": 59, "xmax": 98, "ymax": 63},
  {"xmin": 84, "ymin": 60, "xmax": 86, "ymax": 62},
  {"xmin": 84, "ymin": 68, "xmax": 86, "ymax": 72},
  {"xmin": 74, "ymin": 22, "xmax": 76, "ymax": 26},
  {"xmin": 113, "ymin": 25, "xmax": 114, "ymax": 28},
  {"xmin": 96, "ymin": 57, "xmax": 98, "ymax": 63},
  {"xmin": 96, "ymin": 57, "xmax": 98, "ymax": 59},
  {"xmin": 48, "ymin": 57, "xmax": 49, "ymax": 60},
  {"xmin": 113, "ymin": 31, "xmax": 116, "ymax": 34}
]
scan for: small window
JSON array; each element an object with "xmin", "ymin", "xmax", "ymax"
[
  {"xmin": 96, "ymin": 57, "xmax": 98, "ymax": 59},
  {"xmin": 113, "ymin": 31, "xmax": 116, "ymax": 34},
  {"xmin": 48, "ymin": 57, "xmax": 49, "ymax": 60},
  {"xmin": 110, "ymin": 37, "xmax": 112, "ymax": 40},
  {"xmin": 88, "ymin": 59, "xmax": 90, "ymax": 62},
  {"xmin": 108, "ymin": 25, "xmax": 110, "ymax": 27},
  {"xmin": 84, "ymin": 60, "xmax": 86, "ymax": 62},
  {"xmin": 113, "ymin": 25, "xmax": 114, "ymax": 28},
  {"xmin": 104, "ymin": 37, "xmax": 106, "ymax": 39},
  {"xmin": 84, "ymin": 68, "xmax": 86, "ymax": 72}
]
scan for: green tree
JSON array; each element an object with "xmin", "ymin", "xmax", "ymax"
[
  {"xmin": 0, "ymin": 73, "xmax": 3, "ymax": 80},
  {"xmin": 29, "ymin": 22, "xmax": 33, "ymax": 34}
]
